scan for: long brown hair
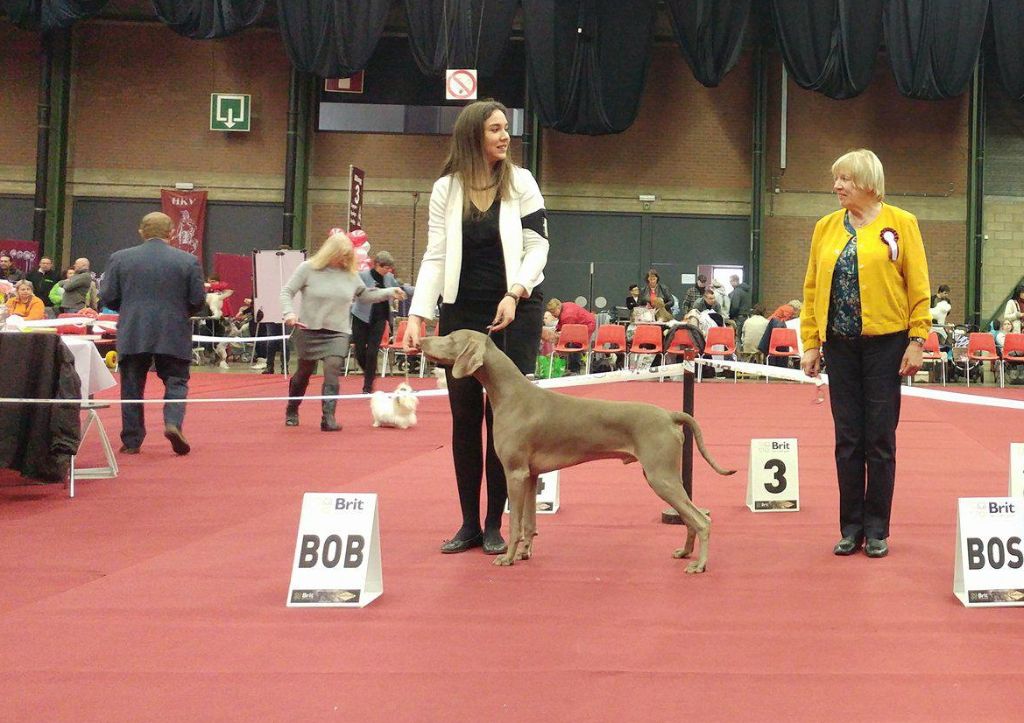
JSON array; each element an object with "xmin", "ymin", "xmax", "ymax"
[{"xmin": 441, "ymin": 99, "xmax": 514, "ymax": 217}]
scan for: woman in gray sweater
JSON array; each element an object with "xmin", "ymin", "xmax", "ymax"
[{"xmin": 280, "ymin": 232, "xmax": 405, "ymax": 430}]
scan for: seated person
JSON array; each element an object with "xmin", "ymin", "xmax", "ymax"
[
  {"xmin": 625, "ymin": 284, "xmax": 642, "ymax": 311},
  {"xmin": 5, "ymin": 280, "xmax": 45, "ymax": 321},
  {"xmin": 758, "ymin": 301, "xmax": 801, "ymax": 367},
  {"xmin": 546, "ymin": 298, "xmax": 596, "ymax": 374},
  {"xmin": 741, "ymin": 303, "xmax": 769, "ymax": 356},
  {"xmin": 693, "ymin": 288, "xmax": 725, "ymax": 326}
]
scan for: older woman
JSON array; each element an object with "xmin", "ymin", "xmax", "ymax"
[
  {"xmin": 281, "ymin": 232, "xmax": 405, "ymax": 431},
  {"xmin": 1003, "ymin": 284, "xmax": 1024, "ymax": 334},
  {"xmin": 800, "ymin": 149, "xmax": 931, "ymax": 559},
  {"xmin": 5, "ymin": 280, "xmax": 45, "ymax": 320}
]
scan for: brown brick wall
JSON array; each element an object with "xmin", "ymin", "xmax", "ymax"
[
  {"xmin": 0, "ymin": 24, "xmax": 42, "ymax": 172},
  {"xmin": 70, "ymin": 23, "xmax": 289, "ymax": 179}
]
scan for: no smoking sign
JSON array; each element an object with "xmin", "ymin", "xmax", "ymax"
[{"xmin": 446, "ymin": 68, "xmax": 478, "ymax": 101}]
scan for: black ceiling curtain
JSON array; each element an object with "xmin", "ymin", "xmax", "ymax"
[
  {"xmin": 769, "ymin": 0, "xmax": 883, "ymax": 100},
  {"xmin": 884, "ymin": 0, "xmax": 989, "ymax": 100},
  {"xmin": 665, "ymin": 0, "xmax": 750, "ymax": 88},
  {"xmin": 276, "ymin": 0, "xmax": 391, "ymax": 78},
  {"xmin": 523, "ymin": 0, "xmax": 657, "ymax": 135},
  {"xmin": 0, "ymin": 0, "xmax": 107, "ymax": 31},
  {"xmin": 403, "ymin": 0, "xmax": 519, "ymax": 77},
  {"xmin": 990, "ymin": 0, "xmax": 1024, "ymax": 100},
  {"xmin": 152, "ymin": 0, "xmax": 265, "ymax": 40}
]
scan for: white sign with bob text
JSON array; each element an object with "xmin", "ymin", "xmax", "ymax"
[
  {"xmin": 746, "ymin": 438, "xmax": 800, "ymax": 512},
  {"xmin": 505, "ymin": 470, "xmax": 560, "ymax": 514},
  {"xmin": 954, "ymin": 497, "xmax": 1024, "ymax": 607},
  {"xmin": 287, "ymin": 493, "xmax": 382, "ymax": 608}
]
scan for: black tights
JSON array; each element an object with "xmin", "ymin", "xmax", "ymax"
[
  {"xmin": 447, "ymin": 372, "xmax": 507, "ymax": 536},
  {"xmin": 288, "ymin": 355, "xmax": 344, "ymax": 405}
]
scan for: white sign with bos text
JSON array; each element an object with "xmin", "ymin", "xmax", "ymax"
[
  {"xmin": 746, "ymin": 438, "xmax": 800, "ymax": 512},
  {"xmin": 1009, "ymin": 443, "xmax": 1024, "ymax": 497},
  {"xmin": 287, "ymin": 493, "xmax": 382, "ymax": 608},
  {"xmin": 505, "ymin": 470, "xmax": 560, "ymax": 514},
  {"xmin": 954, "ymin": 497, "xmax": 1024, "ymax": 607}
]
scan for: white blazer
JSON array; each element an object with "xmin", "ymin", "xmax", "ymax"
[{"xmin": 409, "ymin": 165, "xmax": 549, "ymax": 319}]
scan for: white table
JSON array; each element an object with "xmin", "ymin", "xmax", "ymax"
[
  {"xmin": 60, "ymin": 336, "xmax": 119, "ymax": 495},
  {"xmin": 61, "ymin": 335, "xmax": 116, "ymax": 400}
]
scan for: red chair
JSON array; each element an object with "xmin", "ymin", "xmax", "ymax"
[
  {"xmin": 914, "ymin": 331, "xmax": 945, "ymax": 386},
  {"xmin": 591, "ymin": 324, "xmax": 627, "ymax": 372},
  {"xmin": 628, "ymin": 324, "xmax": 663, "ymax": 370},
  {"xmin": 999, "ymin": 333, "xmax": 1024, "ymax": 388},
  {"xmin": 345, "ymin": 320, "xmax": 389, "ymax": 377},
  {"xmin": 766, "ymin": 327, "xmax": 801, "ymax": 382},
  {"xmin": 698, "ymin": 326, "xmax": 738, "ymax": 383},
  {"xmin": 549, "ymin": 323, "xmax": 591, "ymax": 378},
  {"xmin": 965, "ymin": 332, "xmax": 998, "ymax": 387},
  {"xmin": 384, "ymin": 319, "xmax": 427, "ymax": 377}
]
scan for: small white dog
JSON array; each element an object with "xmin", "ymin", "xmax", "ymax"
[{"xmin": 370, "ymin": 382, "xmax": 419, "ymax": 429}]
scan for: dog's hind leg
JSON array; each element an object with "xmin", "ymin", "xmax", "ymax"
[
  {"xmin": 646, "ymin": 468, "xmax": 711, "ymax": 573},
  {"xmin": 515, "ymin": 474, "xmax": 539, "ymax": 561},
  {"xmin": 496, "ymin": 467, "xmax": 529, "ymax": 567}
]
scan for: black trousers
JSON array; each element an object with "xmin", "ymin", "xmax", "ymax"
[
  {"xmin": 256, "ymin": 322, "xmax": 284, "ymax": 366},
  {"xmin": 118, "ymin": 353, "xmax": 191, "ymax": 449},
  {"xmin": 350, "ymin": 315, "xmax": 387, "ymax": 393},
  {"xmin": 439, "ymin": 288, "xmax": 544, "ymax": 533},
  {"xmin": 824, "ymin": 331, "xmax": 907, "ymax": 540}
]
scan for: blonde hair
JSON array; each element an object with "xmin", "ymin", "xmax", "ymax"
[
  {"xmin": 832, "ymin": 149, "xmax": 885, "ymax": 201},
  {"xmin": 442, "ymin": 99, "xmax": 515, "ymax": 218},
  {"xmin": 546, "ymin": 298, "xmax": 562, "ymax": 315},
  {"xmin": 308, "ymin": 232, "xmax": 357, "ymax": 272}
]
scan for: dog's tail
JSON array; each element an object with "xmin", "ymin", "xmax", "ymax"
[{"xmin": 670, "ymin": 412, "xmax": 736, "ymax": 476}]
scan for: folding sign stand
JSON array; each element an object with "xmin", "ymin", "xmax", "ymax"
[
  {"xmin": 68, "ymin": 402, "xmax": 119, "ymax": 498},
  {"xmin": 287, "ymin": 493, "xmax": 383, "ymax": 608}
]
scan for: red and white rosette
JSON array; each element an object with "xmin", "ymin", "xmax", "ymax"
[{"xmin": 880, "ymin": 227, "xmax": 899, "ymax": 261}]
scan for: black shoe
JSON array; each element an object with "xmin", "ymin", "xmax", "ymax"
[
  {"xmin": 833, "ymin": 535, "xmax": 863, "ymax": 556},
  {"xmin": 440, "ymin": 532, "xmax": 483, "ymax": 554},
  {"xmin": 118, "ymin": 445, "xmax": 140, "ymax": 455},
  {"xmin": 482, "ymin": 530, "xmax": 507, "ymax": 555},
  {"xmin": 865, "ymin": 538, "xmax": 889, "ymax": 558},
  {"xmin": 261, "ymin": 368, "xmax": 276, "ymax": 375},
  {"xmin": 163, "ymin": 425, "xmax": 191, "ymax": 455},
  {"xmin": 285, "ymin": 411, "xmax": 299, "ymax": 427},
  {"xmin": 320, "ymin": 419, "xmax": 342, "ymax": 432}
]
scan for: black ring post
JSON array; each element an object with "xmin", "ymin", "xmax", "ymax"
[{"xmin": 662, "ymin": 348, "xmax": 697, "ymax": 524}]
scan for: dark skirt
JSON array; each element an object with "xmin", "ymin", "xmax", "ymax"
[
  {"xmin": 439, "ymin": 286, "xmax": 544, "ymax": 374},
  {"xmin": 291, "ymin": 327, "xmax": 350, "ymax": 360}
]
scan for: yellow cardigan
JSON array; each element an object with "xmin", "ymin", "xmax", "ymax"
[{"xmin": 800, "ymin": 203, "xmax": 931, "ymax": 351}]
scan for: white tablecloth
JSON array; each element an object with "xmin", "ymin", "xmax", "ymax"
[{"xmin": 61, "ymin": 336, "xmax": 117, "ymax": 400}]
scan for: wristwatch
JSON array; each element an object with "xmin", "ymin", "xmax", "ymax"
[{"xmin": 909, "ymin": 336, "xmax": 925, "ymax": 346}]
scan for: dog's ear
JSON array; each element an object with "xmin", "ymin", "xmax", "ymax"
[{"xmin": 451, "ymin": 336, "xmax": 485, "ymax": 378}]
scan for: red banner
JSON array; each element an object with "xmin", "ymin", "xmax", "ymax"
[
  {"xmin": 160, "ymin": 189, "xmax": 207, "ymax": 261},
  {"xmin": 348, "ymin": 165, "xmax": 365, "ymax": 232},
  {"xmin": 213, "ymin": 252, "xmax": 253, "ymax": 318},
  {"xmin": 0, "ymin": 240, "xmax": 40, "ymax": 273}
]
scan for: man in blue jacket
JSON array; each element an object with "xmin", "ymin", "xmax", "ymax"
[
  {"xmin": 350, "ymin": 250, "xmax": 413, "ymax": 394},
  {"xmin": 100, "ymin": 212, "xmax": 206, "ymax": 456}
]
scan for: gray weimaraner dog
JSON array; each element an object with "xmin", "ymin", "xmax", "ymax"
[{"xmin": 419, "ymin": 329, "xmax": 735, "ymax": 573}]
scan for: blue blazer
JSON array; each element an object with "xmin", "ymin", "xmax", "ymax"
[{"xmin": 100, "ymin": 239, "xmax": 206, "ymax": 360}]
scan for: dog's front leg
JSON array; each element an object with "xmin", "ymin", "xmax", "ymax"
[
  {"xmin": 496, "ymin": 467, "xmax": 529, "ymax": 566},
  {"xmin": 516, "ymin": 474, "xmax": 540, "ymax": 561}
]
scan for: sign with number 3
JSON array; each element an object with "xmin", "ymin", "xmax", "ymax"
[{"xmin": 747, "ymin": 438, "xmax": 800, "ymax": 512}]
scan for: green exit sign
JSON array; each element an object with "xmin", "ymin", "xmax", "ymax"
[{"xmin": 210, "ymin": 93, "xmax": 251, "ymax": 132}]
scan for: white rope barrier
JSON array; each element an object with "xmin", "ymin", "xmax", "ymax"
[
  {"xmin": 1, "ymin": 343, "xmax": 1021, "ymax": 410},
  {"xmin": 8, "ymin": 317, "xmax": 291, "ymax": 343}
]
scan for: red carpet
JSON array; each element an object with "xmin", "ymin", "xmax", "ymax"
[{"xmin": 2, "ymin": 373, "xmax": 1024, "ymax": 721}]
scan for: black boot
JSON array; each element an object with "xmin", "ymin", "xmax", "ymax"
[
  {"xmin": 286, "ymin": 373, "xmax": 308, "ymax": 426},
  {"xmin": 320, "ymin": 384, "xmax": 341, "ymax": 432}
]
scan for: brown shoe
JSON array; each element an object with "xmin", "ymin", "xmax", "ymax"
[{"xmin": 163, "ymin": 425, "xmax": 191, "ymax": 455}]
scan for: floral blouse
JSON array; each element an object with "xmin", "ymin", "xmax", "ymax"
[{"xmin": 827, "ymin": 212, "xmax": 863, "ymax": 338}]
